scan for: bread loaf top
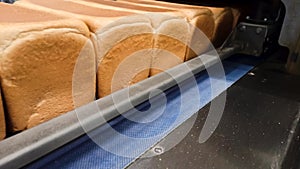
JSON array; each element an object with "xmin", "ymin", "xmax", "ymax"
[
  {"xmin": 118, "ymin": 0, "xmax": 232, "ymax": 19},
  {"xmin": 80, "ymin": 0, "xmax": 174, "ymax": 12},
  {"xmin": 19, "ymin": 0, "xmax": 134, "ymax": 17},
  {"xmin": 0, "ymin": 3, "xmax": 91, "ymax": 52},
  {"xmin": 117, "ymin": 0, "xmax": 237, "ymax": 47},
  {"xmin": 0, "ymin": 3, "xmax": 63, "ymax": 23},
  {"xmin": 16, "ymin": 0, "xmax": 150, "ymax": 32}
]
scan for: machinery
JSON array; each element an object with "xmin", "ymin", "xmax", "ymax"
[{"xmin": 0, "ymin": 0, "xmax": 299, "ymax": 168}]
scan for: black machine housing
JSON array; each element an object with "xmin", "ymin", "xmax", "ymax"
[{"xmin": 161, "ymin": 0, "xmax": 286, "ymax": 57}]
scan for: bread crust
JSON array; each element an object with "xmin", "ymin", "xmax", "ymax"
[
  {"xmin": 118, "ymin": 0, "xmax": 239, "ymax": 47},
  {"xmin": 17, "ymin": 0, "xmax": 154, "ymax": 98},
  {"xmin": 0, "ymin": 4, "xmax": 95, "ymax": 131},
  {"xmin": 84, "ymin": 0, "xmax": 215, "ymax": 59},
  {"xmin": 73, "ymin": 0, "xmax": 214, "ymax": 68}
]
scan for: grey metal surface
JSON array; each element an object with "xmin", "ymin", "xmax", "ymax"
[
  {"xmin": 127, "ymin": 49, "xmax": 300, "ymax": 169},
  {"xmin": 0, "ymin": 0, "xmax": 15, "ymax": 3},
  {"xmin": 223, "ymin": 22, "xmax": 268, "ymax": 56},
  {"xmin": 222, "ymin": 21, "xmax": 284, "ymax": 57},
  {"xmin": 0, "ymin": 47, "xmax": 238, "ymax": 169},
  {"xmin": 223, "ymin": 4, "xmax": 284, "ymax": 58},
  {"xmin": 279, "ymin": 0, "xmax": 300, "ymax": 50}
]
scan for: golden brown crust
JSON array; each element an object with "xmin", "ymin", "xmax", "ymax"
[
  {"xmin": 130, "ymin": 69, "xmax": 150, "ymax": 84},
  {"xmin": 113, "ymin": 0, "xmax": 215, "ymax": 39},
  {"xmin": 75, "ymin": 0, "xmax": 214, "ymax": 74},
  {"xmin": 151, "ymin": 34, "xmax": 187, "ymax": 76},
  {"xmin": 15, "ymin": 0, "xmax": 137, "ymax": 33},
  {"xmin": 17, "ymin": 0, "xmax": 155, "ymax": 99},
  {"xmin": 231, "ymin": 8, "xmax": 241, "ymax": 29},
  {"xmin": 0, "ymin": 30, "xmax": 93, "ymax": 131},
  {"xmin": 0, "ymin": 4, "xmax": 96, "ymax": 131},
  {"xmin": 210, "ymin": 8, "xmax": 234, "ymax": 47},
  {"xmin": 16, "ymin": 0, "xmax": 213, "ymax": 97},
  {"xmin": 98, "ymin": 34, "xmax": 153, "ymax": 97},
  {"xmin": 83, "ymin": 0, "xmax": 174, "ymax": 12},
  {"xmin": 81, "ymin": 0, "xmax": 215, "ymax": 62},
  {"xmin": 20, "ymin": 0, "xmax": 134, "ymax": 17},
  {"xmin": 185, "ymin": 14, "xmax": 215, "ymax": 60},
  {"xmin": 0, "ymin": 3, "xmax": 63, "ymax": 23},
  {"xmin": 0, "ymin": 0, "xmax": 217, "ymax": 133},
  {"xmin": 104, "ymin": 0, "xmax": 215, "ymax": 59},
  {"xmin": 1, "ymin": 3, "xmax": 91, "ymax": 37},
  {"xmin": 119, "ymin": 0, "xmax": 238, "ymax": 47}
]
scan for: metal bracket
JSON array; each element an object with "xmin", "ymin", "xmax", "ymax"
[
  {"xmin": 221, "ymin": 22, "xmax": 268, "ymax": 57},
  {"xmin": 221, "ymin": 17, "xmax": 285, "ymax": 57}
]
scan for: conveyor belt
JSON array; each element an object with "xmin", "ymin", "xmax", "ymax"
[
  {"xmin": 23, "ymin": 55, "xmax": 259, "ymax": 169},
  {"xmin": 127, "ymin": 48, "xmax": 300, "ymax": 169}
]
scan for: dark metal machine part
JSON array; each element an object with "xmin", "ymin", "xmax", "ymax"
[
  {"xmin": 0, "ymin": 0, "xmax": 14, "ymax": 3},
  {"xmin": 127, "ymin": 48, "xmax": 300, "ymax": 169},
  {"xmin": 165, "ymin": 0, "xmax": 283, "ymax": 23}
]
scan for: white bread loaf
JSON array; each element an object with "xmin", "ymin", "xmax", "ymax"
[
  {"xmin": 0, "ymin": 88, "xmax": 5, "ymax": 139},
  {"xmin": 118, "ymin": 0, "xmax": 239, "ymax": 47},
  {"xmin": 16, "ymin": 0, "xmax": 156, "ymax": 98},
  {"xmin": 73, "ymin": 0, "xmax": 192, "ymax": 75},
  {"xmin": 82, "ymin": 0, "xmax": 215, "ymax": 62},
  {"xmin": 0, "ymin": 3, "xmax": 96, "ymax": 132},
  {"xmin": 73, "ymin": 0, "xmax": 215, "ymax": 75},
  {"xmin": 141, "ymin": 0, "xmax": 240, "ymax": 29},
  {"xmin": 79, "ymin": 0, "xmax": 215, "ymax": 41},
  {"xmin": 17, "ymin": 0, "xmax": 201, "ymax": 95}
]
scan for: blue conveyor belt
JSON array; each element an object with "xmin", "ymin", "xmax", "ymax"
[{"xmin": 25, "ymin": 57, "xmax": 258, "ymax": 169}]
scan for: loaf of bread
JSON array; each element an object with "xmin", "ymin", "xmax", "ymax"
[
  {"xmin": 0, "ymin": 3, "xmax": 96, "ymax": 132},
  {"xmin": 144, "ymin": 0, "xmax": 240, "ymax": 29},
  {"xmin": 16, "ymin": 0, "xmax": 158, "ymax": 97},
  {"xmin": 83, "ymin": 0, "xmax": 216, "ymax": 61},
  {"xmin": 0, "ymin": 88, "xmax": 5, "ymax": 140},
  {"xmin": 118, "ymin": 0, "xmax": 239, "ymax": 47},
  {"xmin": 72, "ymin": 0, "xmax": 215, "ymax": 75},
  {"xmin": 17, "ymin": 0, "xmax": 209, "ymax": 94},
  {"xmin": 0, "ymin": 0, "xmax": 239, "ymax": 136}
]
